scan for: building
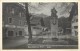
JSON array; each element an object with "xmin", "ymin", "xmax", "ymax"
[
  {"xmin": 30, "ymin": 16, "xmax": 44, "ymax": 35},
  {"xmin": 69, "ymin": 3, "xmax": 78, "ymax": 37},
  {"xmin": 71, "ymin": 15, "xmax": 78, "ymax": 37},
  {"xmin": 2, "ymin": 3, "xmax": 27, "ymax": 38},
  {"xmin": 24, "ymin": 16, "xmax": 44, "ymax": 36}
]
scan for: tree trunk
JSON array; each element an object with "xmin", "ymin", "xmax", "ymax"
[{"xmin": 25, "ymin": 3, "xmax": 32, "ymax": 43}]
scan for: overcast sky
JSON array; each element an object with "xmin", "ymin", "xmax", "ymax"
[{"xmin": 28, "ymin": 2, "xmax": 74, "ymax": 18}]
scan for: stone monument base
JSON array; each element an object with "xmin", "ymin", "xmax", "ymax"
[{"xmin": 42, "ymin": 38, "xmax": 53, "ymax": 43}]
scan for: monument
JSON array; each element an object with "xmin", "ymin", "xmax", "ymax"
[
  {"xmin": 43, "ymin": 8, "xmax": 58, "ymax": 43},
  {"xmin": 50, "ymin": 8, "xmax": 58, "ymax": 38}
]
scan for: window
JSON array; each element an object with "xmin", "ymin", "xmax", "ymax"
[
  {"xmin": 8, "ymin": 17, "xmax": 12, "ymax": 23},
  {"xmin": 19, "ymin": 31, "xmax": 22, "ymax": 36},
  {"xmin": 25, "ymin": 21, "xmax": 27, "ymax": 25},
  {"xmin": 72, "ymin": 20, "xmax": 75, "ymax": 23},
  {"xmin": 19, "ymin": 20, "xmax": 22, "ymax": 25},
  {"xmin": 19, "ymin": 12, "xmax": 21, "ymax": 17},
  {"xmin": 74, "ymin": 26, "xmax": 78, "ymax": 29},
  {"xmin": 6, "ymin": 7, "xmax": 8, "ymax": 12},
  {"xmin": 10, "ymin": 8, "xmax": 14, "ymax": 14},
  {"xmin": 16, "ymin": 32, "xmax": 17, "ymax": 36},
  {"xmin": 8, "ymin": 31, "xmax": 13, "ymax": 36},
  {"xmin": 75, "ymin": 31, "xmax": 78, "ymax": 35},
  {"xmin": 76, "ymin": 19, "xmax": 78, "ymax": 22}
]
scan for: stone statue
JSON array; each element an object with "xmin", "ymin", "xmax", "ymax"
[{"xmin": 51, "ymin": 8, "xmax": 57, "ymax": 17}]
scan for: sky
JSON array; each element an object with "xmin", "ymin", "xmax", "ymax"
[{"xmin": 28, "ymin": 2, "xmax": 74, "ymax": 18}]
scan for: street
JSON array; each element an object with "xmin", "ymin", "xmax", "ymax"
[
  {"xmin": 3, "ymin": 37, "xmax": 28, "ymax": 49},
  {"xmin": 3, "ymin": 36, "xmax": 78, "ymax": 49}
]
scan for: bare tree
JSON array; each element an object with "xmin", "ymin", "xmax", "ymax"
[
  {"xmin": 69, "ymin": 2, "xmax": 78, "ymax": 21},
  {"xmin": 25, "ymin": 3, "xmax": 32, "ymax": 43}
]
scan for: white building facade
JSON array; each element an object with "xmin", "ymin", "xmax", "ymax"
[{"xmin": 71, "ymin": 15, "xmax": 78, "ymax": 37}]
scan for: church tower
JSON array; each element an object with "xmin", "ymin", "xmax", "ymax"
[{"xmin": 50, "ymin": 8, "xmax": 58, "ymax": 38}]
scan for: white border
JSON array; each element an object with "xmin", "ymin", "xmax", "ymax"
[{"xmin": 0, "ymin": 0, "xmax": 79, "ymax": 51}]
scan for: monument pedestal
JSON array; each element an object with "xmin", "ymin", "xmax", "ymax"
[{"xmin": 42, "ymin": 38, "xmax": 52, "ymax": 43}]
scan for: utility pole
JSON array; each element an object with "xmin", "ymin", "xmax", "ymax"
[{"xmin": 25, "ymin": 3, "xmax": 32, "ymax": 43}]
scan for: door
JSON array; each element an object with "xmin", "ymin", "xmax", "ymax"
[
  {"xmin": 19, "ymin": 31, "xmax": 22, "ymax": 36},
  {"xmin": 8, "ymin": 31, "xmax": 13, "ymax": 36}
]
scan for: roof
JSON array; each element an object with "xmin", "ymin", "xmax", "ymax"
[
  {"xmin": 30, "ymin": 16, "xmax": 42, "ymax": 25},
  {"xmin": 3, "ymin": 3, "xmax": 25, "ymax": 12}
]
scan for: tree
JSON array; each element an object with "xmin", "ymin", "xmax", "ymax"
[
  {"xmin": 58, "ymin": 2, "xmax": 78, "ymax": 34},
  {"xmin": 25, "ymin": 3, "xmax": 32, "ymax": 43},
  {"xmin": 24, "ymin": 3, "xmax": 47, "ymax": 43},
  {"xmin": 41, "ymin": 18, "xmax": 45, "ymax": 26},
  {"xmin": 69, "ymin": 2, "xmax": 78, "ymax": 21},
  {"xmin": 58, "ymin": 17, "xmax": 71, "ymax": 34}
]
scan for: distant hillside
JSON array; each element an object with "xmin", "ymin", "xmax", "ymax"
[
  {"xmin": 30, "ymin": 13, "xmax": 48, "ymax": 18},
  {"xmin": 30, "ymin": 13, "xmax": 49, "ymax": 27}
]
